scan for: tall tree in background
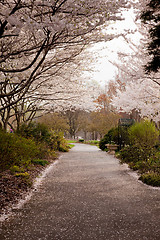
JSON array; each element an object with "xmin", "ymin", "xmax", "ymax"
[
  {"xmin": 141, "ymin": 0, "xmax": 160, "ymax": 73},
  {"xmin": 93, "ymin": 88, "xmax": 120, "ymax": 138}
]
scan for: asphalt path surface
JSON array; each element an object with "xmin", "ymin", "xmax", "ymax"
[{"xmin": 0, "ymin": 143, "xmax": 160, "ymax": 240}]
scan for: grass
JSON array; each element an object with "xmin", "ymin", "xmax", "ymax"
[
  {"xmin": 67, "ymin": 139, "xmax": 78, "ymax": 143},
  {"xmin": 68, "ymin": 144, "xmax": 75, "ymax": 148},
  {"xmin": 84, "ymin": 140, "xmax": 99, "ymax": 146}
]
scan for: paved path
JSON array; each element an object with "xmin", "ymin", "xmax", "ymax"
[{"xmin": 0, "ymin": 143, "xmax": 160, "ymax": 240}]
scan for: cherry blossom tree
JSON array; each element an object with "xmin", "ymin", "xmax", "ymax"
[
  {"xmin": 1, "ymin": 0, "xmax": 143, "ymax": 132},
  {"xmin": 0, "ymin": 46, "xmax": 102, "ymax": 131},
  {"xmin": 0, "ymin": 0, "xmax": 130, "ymax": 108},
  {"xmin": 111, "ymin": 25, "xmax": 160, "ymax": 122},
  {"xmin": 112, "ymin": 78, "xmax": 160, "ymax": 122},
  {"xmin": 27, "ymin": 47, "xmax": 101, "ymax": 112}
]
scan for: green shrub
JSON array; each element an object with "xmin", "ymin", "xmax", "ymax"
[
  {"xmin": 139, "ymin": 172, "xmax": 160, "ymax": 187},
  {"xmin": 0, "ymin": 122, "xmax": 70, "ymax": 173},
  {"xmin": 129, "ymin": 120, "xmax": 159, "ymax": 149},
  {"xmin": 129, "ymin": 161, "xmax": 151, "ymax": 173},
  {"xmin": 120, "ymin": 145, "xmax": 145, "ymax": 163},
  {"xmin": 120, "ymin": 120, "xmax": 159, "ymax": 164},
  {"xmin": 119, "ymin": 120, "xmax": 160, "ymax": 187},
  {"xmin": 99, "ymin": 127, "xmax": 119, "ymax": 151},
  {"xmin": 19, "ymin": 123, "xmax": 70, "ymax": 152},
  {"xmin": 0, "ymin": 131, "xmax": 50, "ymax": 172},
  {"xmin": 124, "ymin": 120, "xmax": 160, "ymax": 163},
  {"xmin": 31, "ymin": 159, "xmax": 49, "ymax": 166},
  {"xmin": 99, "ymin": 136, "xmax": 108, "ymax": 151},
  {"xmin": 50, "ymin": 131, "xmax": 69, "ymax": 152},
  {"xmin": 118, "ymin": 126, "xmax": 130, "ymax": 148},
  {"xmin": 18, "ymin": 122, "xmax": 51, "ymax": 144},
  {"xmin": 79, "ymin": 139, "xmax": 84, "ymax": 143}
]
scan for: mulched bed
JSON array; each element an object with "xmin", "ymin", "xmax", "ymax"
[
  {"xmin": 0, "ymin": 172, "xmax": 30, "ymax": 213},
  {"xmin": 0, "ymin": 159, "xmax": 56, "ymax": 216}
]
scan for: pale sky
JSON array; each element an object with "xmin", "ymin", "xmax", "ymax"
[{"xmin": 84, "ymin": 8, "xmax": 142, "ymax": 88}]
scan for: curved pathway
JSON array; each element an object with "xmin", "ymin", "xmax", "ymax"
[{"xmin": 0, "ymin": 143, "xmax": 160, "ymax": 240}]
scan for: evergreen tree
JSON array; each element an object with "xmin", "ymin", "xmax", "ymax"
[{"xmin": 141, "ymin": 0, "xmax": 160, "ymax": 73}]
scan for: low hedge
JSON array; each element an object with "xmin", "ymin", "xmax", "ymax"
[{"xmin": 0, "ymin": 130, "xmax": 52, "ymax": 172}]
